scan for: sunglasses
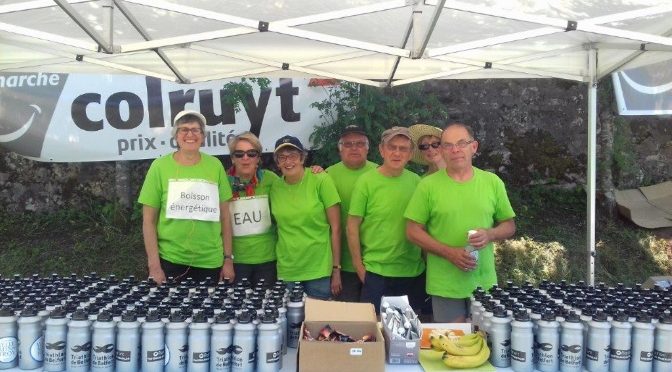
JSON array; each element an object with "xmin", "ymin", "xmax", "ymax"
[
  {"xmin": 232, "ymin": 150, "xmax": 260, "ymax": 158},
  {"xmin": 418, "ymin": 142, "xmax": 441, "ymax": 151}
]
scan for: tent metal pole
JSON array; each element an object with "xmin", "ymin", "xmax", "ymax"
[{"xmin": 587, "ymin": 47, "xmax": 598, "ymax": 286}]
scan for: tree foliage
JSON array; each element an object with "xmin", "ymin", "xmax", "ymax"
[{"xmin": 309, "ymin": 82, "xmax": 449, "ymax": 169}]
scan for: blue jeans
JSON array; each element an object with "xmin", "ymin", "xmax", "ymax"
[{"xmin": 286, "ymin": 276, "xmax": 331, "ymax": 300}]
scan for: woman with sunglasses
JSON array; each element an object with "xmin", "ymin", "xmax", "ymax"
[
  {"xmin": 409, "ymin": 124, "xmax": 446, "ymax": 175},
  {"xmin": 139, "ymin": 110, "xmax": 234, "ymax": 285},
  {"xmin": 226, "ymin": 131, "xmax": 280, "ymax": 285}
]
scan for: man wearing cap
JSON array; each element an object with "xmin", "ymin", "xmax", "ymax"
[
  {"xmin": 405, "ymin": 123, "xmax": 516, "ymax": 322},
  {"xmin": 139, "ymin": 110, "xmax": 234, "ymax": 284},
  {"xmin": 270, "ymin": 135, "xmax": 342, "ymax": 300},
  {"xmin": 326, "ymin": 125, "xmax": 378, "ymax": 302},
  {"xmin": 347, "ymin": 126, "xmax": 425, "ymax": 312}
]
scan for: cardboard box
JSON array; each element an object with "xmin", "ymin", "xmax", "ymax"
[
  {"xmin": 380, "ymin": 295, "xmax": 422, "ymax": 364},
  {"xmin": 298, "ymin": 299, "xmax": 385, "ymax": 372}
]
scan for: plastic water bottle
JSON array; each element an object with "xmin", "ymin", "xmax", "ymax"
[
  {"xmin": 91, "ymin": 311, "xmax": 115, "ymax": 372},
  {"xmin": 286, "ymin": 292, "xmax": 304, "ymax": 348},
  {"xmin": 464, "ymin": 230, "xmax": 479, "ymax": 266},
  {"xmin": 559, "ymin": 311, "xmax": 583, "ymax": 372},
  {"xmin": 585, "ymin": 310, "xmax": 610, "ymax": 372},
  {"xmin": 141, "ymin": 310, "xmax": 165, "ymax": 372},
  {"xmin": 489, "ymin": 305, "xmax": 511, "ymax": 367},
  {"xmin": 210, "ymin": 312, "xmax": 234, "ymax": 372},
  {"xmin": 535, "ymin": 309, "xmax": 560, "ymax": 372},
  {"xmin": 66, "ymin": 308, "xmax": 91, "ymax": 372},
  {"xmin": 510, "ymin": 309, "xmax": 534, "ymax": 372},
  {"xmin": 232, "ymin": 312, "xmax": 256, "ymax": 372},
  {"xmin": 631, "ymin": 312, "xmax": 655, "ymax": 372},
  {"xmin": 0, "ymin": 306, "xmax": 18, "ymax": 369},
  {"xmin": 257, "ymin": 311, "xmax": 281, "ymax": 372},
  {"xmin": 654, "ymin": 312, "xmax": 672, "ymax": 371},
  {"xmin": 188, "ymin": 311, "xmax": 211, "ymax": 372},
  {"xmin": 609, "ymin": 310, "xmax": 632, "ymax": 372},
  {"xmin": 165, "ymin": 311, "xmax": 188, "ymax": 372},
  {"xmin": 275, "ymin": 305, "xmax": 288, "ymax": 355},
  {"xmin": 115, "ymin": 311, "xmax": 140, "ymax": 372},
  {"xmin": 17, "ymin": 306, "xmax": 44, "ymax": 370},
  {"xmin": 43, "ymin": 307, "xmax": 67, "ymax": 372}
]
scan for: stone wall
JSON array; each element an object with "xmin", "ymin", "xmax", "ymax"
[{"xmin": 1, "ymin": 79, "xmax": 670, "ymax": 213}]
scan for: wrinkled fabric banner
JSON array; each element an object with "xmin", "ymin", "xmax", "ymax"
[{"xmin": 0, "ymin": 74, "xmax": 331, "ymax": 162}]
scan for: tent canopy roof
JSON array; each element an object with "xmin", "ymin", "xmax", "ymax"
[{"xmin": 1, "ymin": 0, "xmax": 672, "ymax": 86}]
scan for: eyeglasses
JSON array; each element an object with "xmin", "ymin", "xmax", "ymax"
[
  {"xmin": 441, "ymin": 139, "xmax": 474, "ymax": 150},
  {"xmin": 418, "ymin": 142, "xmax": 441, "ymax": 151},
  {"xmin": 178, "ymin": 127, "xmax": 203, "ymax": 135},
  {"xmin": 276, "ymin": 152, "xmax": 301, "ymax": 163},
  {"xmin": 339, "ymin": 140, "xmax": 367, "ymax": 149},
  {"xmin": 232, "ymin": 150, "xmax": 260, "ymax": 158},
  {"xmin": 384, "ymin": 143, "xmax": 411, "ymax": 153}
]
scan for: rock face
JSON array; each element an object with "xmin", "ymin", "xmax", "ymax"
[{"xmin": 1, "ymin": 79, "xmax": 671, "ymax": 213}]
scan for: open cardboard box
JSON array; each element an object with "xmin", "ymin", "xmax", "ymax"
[
  {"xmin": 298, "ymin": 299, "xmax": 385, "ymax": 372},
  {"xmin": 380, "ymin": 295, "xmax": 422, "ymax": 364}
]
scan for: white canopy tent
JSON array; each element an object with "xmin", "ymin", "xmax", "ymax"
[{"xmin": 3, "ymin": 0, "xmax": 672, "ymax": 284}]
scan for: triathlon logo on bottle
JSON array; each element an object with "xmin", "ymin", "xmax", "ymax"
[{"xmin": 0, "ymin": 72, "xmax": 68, "ymax": 158}]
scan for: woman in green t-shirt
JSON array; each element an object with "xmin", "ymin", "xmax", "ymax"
[
  {"xmin": 227, "ymin": 132, "xmax": 279, "ymax": 285},
  {"xmin": 409, "ymin": 124, "xmax": 446, "ymax": 175},
  {"xmin": 269, "ymin": 135, "xmax": 342, "ymax": 300}
]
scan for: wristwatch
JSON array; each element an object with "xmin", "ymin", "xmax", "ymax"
[{"xmin": 224, "ymin": 255, "xmax": 234, "ymax": 260}]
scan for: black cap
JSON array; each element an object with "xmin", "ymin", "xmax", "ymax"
[
  {"xmin": 215, "ymin": 312, "xmax": 233, "ymax": 324},
  {"xmin": 514, "ymin": 310, "xmax": 530, "ymax": 321},
  {"xmin": 565, "ymin": 311, "xmax": 581, "ymax": 323},
  {"xmin": 192, "ymin": 311, "xmax": 208, "ymax": 323},
  {"xmin": 145, "ymin": 310, "xmax": 161, "ymax": 322},
  {"xmin": 121, "ymin": 311, "xmax": 137, "ymax": 322},
  {"xmin": 96, "ymin": 311, "xmax": 112, "ymax": 322},
  {"xmin": 274, "ymin": 135, "xmax": 305, "ymax": 153},
  {"xmin": 341, "ymin": 125, "xmax": 366, "ymax": 137},
  {"xmin": 169, "ymin": 311, "xmax": 185, "ymax": 323}
]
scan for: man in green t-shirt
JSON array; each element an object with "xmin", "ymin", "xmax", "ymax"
[
  {"xmin": 327, "ymin": 125, "xmax": 378, "ymax": 302},
  {"xmin": 348, "ymin": 126, "xmax": 425, "ymax": 312},
  {"xmin": 405, "ymin": 123, "xmax": 516, "ymax": 322}
]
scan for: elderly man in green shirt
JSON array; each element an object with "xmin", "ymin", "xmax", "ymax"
[
  {"xmin": 405, "ymin": 123, "xmax": 516, "ymax": 322},
  {"xmin": 348, "ymin": 126, "xmax": 425, "ymax": 313},
  {"xmin": 326, "ymin": 125, "xmax": 378, "ymax": 302}
]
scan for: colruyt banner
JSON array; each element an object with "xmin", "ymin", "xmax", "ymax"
[
  {"xmin": 612, "ymin": 60, "xmax": 672, "ymax": 115},
  {"xmin": 0, "ymin": 73, "xmax": 331, "ymax": 162}
]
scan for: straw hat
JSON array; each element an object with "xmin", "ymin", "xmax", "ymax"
[{"xmin": 409, "ymin": 124, "xmax": 443, "ymax": 165}]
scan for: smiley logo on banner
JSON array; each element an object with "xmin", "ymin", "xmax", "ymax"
[{"xmin": 0, "ymin": 72, "xmax": 68, "ymax": 158}]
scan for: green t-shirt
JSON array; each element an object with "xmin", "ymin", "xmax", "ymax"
[
  {"xmin": 270, "ymin": 169, "xmax": 341, "ymax": 281},
  {"xmin": 231, "ymin": 169, "xmax": 279, "ymax": 264},
  {"xmin": 404, "ymin": 167, "xmax": 515, "ymax": 298},
  {"xmin": 138, "ymin": 152, "xmax": 233, "ymax": 268},
  {"xmin": 349, "ymin": 169, "xmax": 425, "ymax": 277},
  {"xmin": 326, "ymin": 160, "xmax": 378, "ymax": 272}
]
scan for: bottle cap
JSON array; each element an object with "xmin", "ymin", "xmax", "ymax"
[
  {"xmin": 215, "ymin": 312, "xmax": 233, "ymax": 324},
  {"xmin": 71, "ymin": 308, "xmax": 88, "ymax": 321},
  {"xmin": 613, "ymin": 311, "xmax": 629, "ymax": 322},
  {"xmin": 96, "ymin": 311, "xmax": 113, "ymax": 322},
  {"xmin": 192, "ymin": 311, "xmax": 208, "ymax": 323},
  {"xmin": 145, "ymin": 310, "xmax": 161, "ymax": 322},
  {"xmin": 169, "ymin": 311, "xmax": 185, "ymax": 323},
  {"xmin": 636, "ymin": 312, "xmax": 652, "ymax": 323},
  {"xmin": 121, "ymin": 311, "xmax": 138, "ymax": 322},
  {"xmin": 592, "ymin": 311, "xmax": 607, "ymax": 322},
  {"xmin": 564, "ymin": 311, "xmax": 581, "ymax": 323},
  {"xmin": 514, "ymin": 310, "xmax": 530, "ymax": 321}
]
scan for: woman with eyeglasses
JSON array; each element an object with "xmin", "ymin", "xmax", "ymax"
[
  {"xmin": 226, "ymin": 131, "xmax": 280, "ymax": 285},
  {"xmin": 138, "ymin": 110, "xmax": 234, "ymax": 285},
  {"xmin": 409, "ymin": 124, "xmax": 446, "ymax": 175},
  {"xmin": 269, "ymin": 135, "xmax": 342, "ymax": 300}
]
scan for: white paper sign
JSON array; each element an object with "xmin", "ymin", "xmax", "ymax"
[
  {"xmin": 166, "ymin": 179, "xmax": 220, "ymax": 221},
  {"xmin": 230, "ymin": 195, "xmax": 272, "ymax": 237}
]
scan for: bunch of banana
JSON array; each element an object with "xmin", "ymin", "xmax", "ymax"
[{"xmin": 429, "ymin": 331, "xmax": 491, "ymax": 369}]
